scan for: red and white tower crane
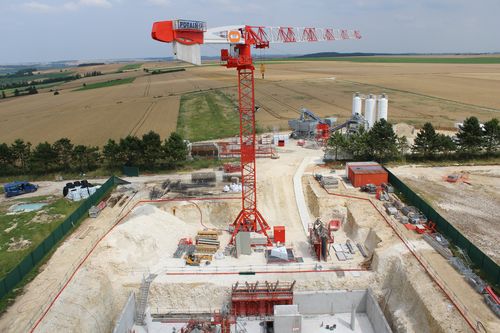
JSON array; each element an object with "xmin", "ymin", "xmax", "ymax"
[{"xmin": 152, "ymin": 20, "xmax": 361, "ymax": 245}]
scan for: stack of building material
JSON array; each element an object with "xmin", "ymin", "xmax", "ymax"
[
  {"xmin": 333, "ymin": 243, "xmax": 355, "ymax": 261},
  {"xmin": 174, "ymin": 238, "xmax": 195, "ymax": 258},
  {"xmin": 320, "ymin": 176, "xmax": 339, "ymax": 190},
  {"xmin": 88, "ymin": 200, "xmax": 107, "ymax": 218},
  {"xmin": 383, "ymin": 203, "xmax": 397, "ymax": 216},
  {"xmin": 261, "ymin": 135, "xmax": 272, "ymax": 145},
  {"xmin": 195, "ymin": 230, "xmax": 220, "ymax": 255}
]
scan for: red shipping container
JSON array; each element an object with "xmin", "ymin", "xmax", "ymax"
[
  {"xmin": 274, "ymin": 226, "xmax": 285, "ymax": 243},
  {"xmin": 349, "ymin": 166, "xmax": 388, "ymax": 187}
]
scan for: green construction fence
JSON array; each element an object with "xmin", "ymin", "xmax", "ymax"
[
  {"xmin": 0, "ymin": 176, "xmax": 117, "ymax": 300},
  {"xmin": 386, "ymin": 169, "xmax": 500, "ymax": 286}
]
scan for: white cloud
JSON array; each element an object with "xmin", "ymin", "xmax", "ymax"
[{"xmin": 21, "ymin": 0, "xmax": 113, "ymax": 13}]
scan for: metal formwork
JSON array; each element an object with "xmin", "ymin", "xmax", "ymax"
[{"xmin": 231, "ymin": 281, "xmax": 295, "ymax": 317}]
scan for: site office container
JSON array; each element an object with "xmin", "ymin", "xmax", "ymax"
[
  {"xmin": 349, "ymin": 167, "xmax": 388, "ymax": 187},
  {"xmin": 345, "ymin": 161, "xmax": 379, "ymax": 180}
]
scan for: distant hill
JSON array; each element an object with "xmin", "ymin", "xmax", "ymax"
[{"xmin": 296, "ymin": 52, "xmax": 500, "ymax": 58}]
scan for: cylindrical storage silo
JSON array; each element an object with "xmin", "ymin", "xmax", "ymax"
[
  {"xmin": 352, "ymin": 93, "xmax": 362, "ymax": 116},
  {"xmin": 364, "ymin": 94, "xmax": 376, "ymax": 129},
  {"xmin": 377, "ymin": 94, "xmax": 388, "ymax": 121}
]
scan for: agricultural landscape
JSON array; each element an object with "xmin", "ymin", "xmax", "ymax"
[{"xmin": 0, "ymin": 4, "xmax": 500, "ymax": 332}]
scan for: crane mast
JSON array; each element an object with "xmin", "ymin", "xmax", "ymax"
[{"xmin": 151, "ymin": 20, "xmax": 361, "ymax": 245}]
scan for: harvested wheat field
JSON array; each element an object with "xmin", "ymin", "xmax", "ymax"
[{"xmin": 1, "ymin": 59, "xmax": 500, "ymax": 145}]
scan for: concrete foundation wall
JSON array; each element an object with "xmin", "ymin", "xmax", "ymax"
[
  {"xmin": 112, "ymin": 292, "xmax": 136, "ymax": 333},
  {"xmin": 294, "ymin": 290, "xmax": 367, "ymax": 314},
  {"xmin": 274, "ymin": 305, "xmax": 302, "ymax": 333},
  {"xmin": 366, "ymin": 289, "xmax": 392, "ymax": 333}
]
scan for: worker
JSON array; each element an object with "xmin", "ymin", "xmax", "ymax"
[{"xmin": 172, "ymin": 207, "xmax": 176, "ymax": 215}]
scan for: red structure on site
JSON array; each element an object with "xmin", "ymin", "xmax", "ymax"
[
  {"xmin": 152, "ymin": 20, "xmax": 360, "ymax": 245},
  {"xmin": 231, "ymin": 281, "xmax": 295, "ymax": 316},
  {"xmin": 309, "ymin": 218, "xmax": 335, "ymax": 261}
]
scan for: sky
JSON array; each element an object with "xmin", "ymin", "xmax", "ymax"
[{"xmin": 0, "ymin": 0, "xmax": 499, "ymax": 63}]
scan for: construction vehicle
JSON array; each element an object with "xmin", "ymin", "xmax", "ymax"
[
  {"xmin": 4, "ymin": 181, "xmax": 38, "ymax": 198},
  {"xmin": 152, "ymin": 20, "xmax": 360, "ymax": 245},
  {"xmin": 185, "ymin": 254, "xmax": 201, "ymax": 266}
]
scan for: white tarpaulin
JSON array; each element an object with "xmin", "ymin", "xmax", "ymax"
[
  {"xmin": 66, "ymin": 186, "xmax": 99, "ymax": 202},
  {"xmin": 270, "ymin": 246, "xmax": 288, "ymax": 260}
]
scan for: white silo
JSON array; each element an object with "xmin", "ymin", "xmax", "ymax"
[
  {"xmin": 377, "ymin": 94, "xmax": 388, "ymax": 121},
  {"xmin": 352, "ymin": 92, "xmax": 362, "ymax": 116},
  {"xmin": 364, "ymin": 94, "xmax": 376, "ymax": 129}
]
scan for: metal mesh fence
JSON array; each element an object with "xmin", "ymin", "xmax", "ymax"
[
  {"xmin": 386, "ymin": 169, "xmax": 500, "ymax": 285},
  {"xmin": 0, "ymin": 176, "xmax": 116, "ymax": 299}
]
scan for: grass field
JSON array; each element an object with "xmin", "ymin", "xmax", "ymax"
[
  {"xmin": 289, "ymin": 56, "xmax": 500, "ymax": 64},
  {"xmin": 118, "ymin": 63, "xmax": 143, "ymax": 71},
  {"xmin": 73, "ymin": 77, "xmax": 136, "ymax": 91},
  {"xmin": 0, "ymin": 196, "xmax": 80, "ymax": 278},
  {"xmin": 177, "ymin": 90, "xmax": 239, "ymax": 142}
]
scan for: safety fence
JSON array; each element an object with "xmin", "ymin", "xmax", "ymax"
[
  {"xmin": 386, "ymin": 169, "xmax": 500, "ymax": 285},
  {"xmin": 0, "ymin": 176, "xmax": 117, "ymax": 300}
]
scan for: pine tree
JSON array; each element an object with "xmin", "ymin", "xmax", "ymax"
[
  {"xmin": 366, "ymin": 119, "xmax": 398, "ymax": 162},
  {"xmin": 52, "ymin": 138, "xmax": 74, "ymax": 171},
  {"xmin": 412, "ymin": 122, "xmax": 438, "ymax": 157},
  {"xmin": 456, "ymin": 117, "xmax": 483, "ymax": 154},
  {"xmin": 482, "ymin": 118, "xmax": 500, "ymax": 154},
  {"xmin": 327, "ymin": 131, "xmax": 347, "ymax": 160}
]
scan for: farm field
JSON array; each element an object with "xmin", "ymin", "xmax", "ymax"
[{"xmin": 0, "ymin": 58, "xmax": 500, "ymax": 145}]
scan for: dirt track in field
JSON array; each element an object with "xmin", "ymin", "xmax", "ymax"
[{"xmin": 1, "ymin": 60, "xmax": 499, "ymax": 145}]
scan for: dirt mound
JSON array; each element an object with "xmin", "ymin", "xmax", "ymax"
[{"xmin": 7, "ymin": 237, "xmax": 31, "ymax": 252}]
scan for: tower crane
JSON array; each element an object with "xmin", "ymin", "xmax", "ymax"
[{"xmin": 152, "ymin": 20, "xmax": 361, "ymax": 245}]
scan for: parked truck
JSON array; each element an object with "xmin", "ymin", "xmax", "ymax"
[{"xmin": 4, "ymin": 181, "xmax": 38, "ymax": 198}]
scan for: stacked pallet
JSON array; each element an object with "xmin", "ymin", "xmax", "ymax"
[
  {"xmin": 321, "ymin": 176, "xmax": 339, "ymax": 190},
  {"xmin": 195, "ymin": 230, "xmax": 220, "ymax": 255}
]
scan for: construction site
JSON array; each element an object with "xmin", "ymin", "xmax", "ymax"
[{"xmin": 1, "ymin": 18, "xmax": 500, "ymax": 333}]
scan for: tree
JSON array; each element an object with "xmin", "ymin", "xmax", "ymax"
[
  {"xmin": 435, "ymin": 134, "xmax": 456, "ymax": 155},
  {"xmin": 11, "ymin": 139, "xmax": 31, "ymax": 171},
  {"xmin": 72, "ymin": 145, "xmax": 100, "ymax": 172},
  {"xmin": 482, "ymin": 118, "xmax": 500, "ymax": 154},
  {"xmin": 142, "ymin": 131, "xmax": 163, "ymax": 168},
  {"xmin": 327, "ymin": 131, "xmax": 348, "ymax": 160},
  {"xmin": 52, "ymin": 138, "xmax": 74, "ymax": 171},
  {"xmin": 366, "ymin": 119, "xmax": 398, "ymax": 162},
  {"xmin": 164, "ymin": 132, "xmax": 188, "ymax": 166},
  {"xmin": 456, "ymin": 117, "xmax": 483, "ymax": 154},
  {"xmin": 27, "ymin": 86, "xmax": 38, "ymax": 95},
  {"xmin": 119, "ymin": 135, "xmax": 143, "ymax": 166},
  {"xmin": 412, "ymin": 122, "xmax": 438, "ymax": 157},
  {"xmin": 346, "ymin": 127, "xmax": 370, "ymax": 159},
  {"xmin": 0, "ymin": 143, "xmax": 14, "ymax": 175},
  {"xmin": 396, "ymin": 136, "xmax": 410, "ymax": 160},
  {"xmin": 102, "ymin": 139, "xmax": 123, "ymax": 169},
  {"xmin": 31, "ymin": 142, "xmax": 57, "ymax": 173}
]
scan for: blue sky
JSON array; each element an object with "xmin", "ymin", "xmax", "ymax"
[{"xmin": 0, "ymin": 0, "xmax": 499, "ymax": 63}]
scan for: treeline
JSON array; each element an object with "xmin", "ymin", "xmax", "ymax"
[
  {"xmin": 328, "ymin": 117, "xmax": 500, "ymax": 162},
  {"xmin": 0, "ymin": 74, "xmax": 81, "ymax": 90},
  {"xmin": 0, "ymin": 131, "xmax": 188, "ymax": 177}
]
